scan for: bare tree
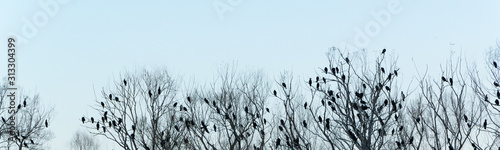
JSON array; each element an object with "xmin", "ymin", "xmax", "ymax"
[
  {"xmin": 412, "ymin": 56, "xmax": 482, "ymax": 150},
  {"xmin": 0, "ymin": 84, "xmax": 54, "ymax": 150},
  {"xmin": 304, "ymin": 48, "xmax": 406, "ymax": 150},
  {"xmin": 69, "ymin": 130, "xmax": 100, "ymax": 150},
  {"xmin": 469, "ymin": 42, "xmax": 500, "ymax": 149},
  {"xmin": 82, "ymin": 69, "xmax": 183, "ymax": 150}
]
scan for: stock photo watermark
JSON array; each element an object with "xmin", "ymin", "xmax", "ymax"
[
  {"xmin": 212, "ymin": 0, "xmax": 244, "ymax": 21},
  {"xmin": 9, "ymin": 0, "xmax": 71, "ymax": 45},
  {"xmin": 6, "ymin": 37, "xmax": 17, "ymax": 141},
  {"xmin": 341, "ymin": 0, "xmax": 408, "ymax": 50}
]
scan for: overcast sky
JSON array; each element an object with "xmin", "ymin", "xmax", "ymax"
[{"xmin": 1, "ymin": 0, "xmax": 500, "ymax": 149}]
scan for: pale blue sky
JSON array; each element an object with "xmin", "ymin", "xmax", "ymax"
[{"xmin": 1, "ymin": 0, "xmax": 500, "ymax": 149}]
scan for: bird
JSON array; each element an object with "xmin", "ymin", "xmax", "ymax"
[
  {"xmin": 204, "ymin": 98, "xmax": 209, "ymax": 104},
  {"xmin": 24, "ymin": 142, "xmax": 28, "ymax": 148},
  {"xmin": 266, "ymin": 108, "xmax": 270, "ymax": 113},
  {"xmin": 318, "ymin": 116, "xmax": 323, "ymax": 122},
  {"xmin": 132, "ymin": 125, "xmax": 136, "ymax": 131},
  {"xmin": 495, "ymin": 99, "xmax": 499, "ymax": 105},
  {"xmin": 244, "ymin": 106, "xmax": 248, "ymax": 113},
  {"xmin": 304, "ymin": 102, "xmax": 307, "ymax": 109},
  {"xmin": 187, "ymin": 97, "xmax": 191, "ymax": 103},
  {"xmin": 173, "ymin": 102, "xmax": 178, "ymax": 107},
  {"xmin": 483, "ymin": 119, "xmax": 487, "ymax": 129},
  {"xmin": 345, "ymin": 57, "xmax": 350, "ymax": 64},
  {"xmin": 415, "ymin": 117, "xmax": 420, "ymax": 123},
  {"xmin": 464, "ymin": 115, "xmax": 468, "ymax": 123},
  {"xmin": 103, "ymin": 126, "xmax": 106, "ymax": 133},
  {"xmin": 101, "ymin": 102, "xmax": 105, "ymax": 108},
  {"xmin": 23, "ymin": 100, "xmax": 26, "ymax": 107},
  {"xmin": 174, "ymin": 125, "xmax": 179, "ymax": 131},
  {"xmin": 441, "ymin": 76, "xmax": 447, "ymax": 82},
  {"xmin": 382, "ymin": 48, "xmax": 386, "ymax": 54},
  {"xmin": 449, "ymin": 78, "xmax": 454, "ymax": 86},
  {"xmin": 1, "ymin": 117, "xmax": 6, "ymax": 123},
  {"xmin": 282, "ymin": 83, "xmax": 287, "ymax": 89},
  {"xmin": 308, "ymin": 78, "xmax": 312, "ymax": 86},
  {"xmin": 158, "ymin": 87, "xmax": 161, "ymax": 95},
  {"xmin": 302, "ymin": 120, "xmax": 307, "ymax": 128},
  {"xmin": 109, "ymin": 94, "xmax": 112, "ymax": 100},
  {"xmin": 384, "ymin": 99, "xmax": 388, "ymax": 106},
  {"xmin": 45, "ymin": 120, "xmax": 48, "ymax": 128},
  {"xmin": 347, "ymin": 130, "xmax": 357, "ymax": 141},
  {"xmin": 497, "ymin": 90, "xmax": 500, "ymax": 99},
  {"xmin": 91, "ymin": 117, "xmax": 95, "ymax": 123},
  {"xmin": 385, "ymin": 86, "xmax": 391, "ymax": 91},
  {"xmin": 280, "ymin": 119, "xmax": 285, "ymax": 126},
  {"xmin": 381, "ymin": 67, "xmax": 385, "ymax": 74},
  {"xmin": 273, "ymin": 90, "xmax": 277, "ymax": 96},
  {"xmin": 324, "ymin": 67, "xmax": 328, "ymax": 74},
  {"xmin": 115, "ymin": 97, "xmax": 119, "ymax": 102},
  {"xmin": 276, "ymin": 138, "xmax": 281, "ymax": 149},
  {"xmin": 30, "ymin": 139, "xmax": 34, "ymax": 144},
  {"xmin": 17, "ymin": 104, "xmax": 21, "ymax": 110},
  {"xmin": 316, "ymin": 76, "xmax": 319, "ymax": 82},
  {"xmin": 494, "ymin": 61, "xmax": 498, "ymax": 68},
  {"xmin": 148, "ymin": 90, "xmax": 153, "ymax": 98},
  {"xmin": 341, "ymin": 75, "xmax": 346, "ymax": 82},
  {"xmin": 81, "ymin": 117, "xmax": 85, "ymax": 124},
  {"xmin": 495, "ymin": 82, "xmax": 500, "ymax": 87},
  {"xmin": 123, "ymin": 79, "xmax": 127, "ymax": 86}
]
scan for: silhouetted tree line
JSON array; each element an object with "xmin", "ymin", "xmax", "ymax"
[{"xmin": 82, "ymin": 45, "xmax": 500, "ymax": 150}]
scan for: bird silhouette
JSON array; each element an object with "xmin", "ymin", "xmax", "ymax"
[
  {"xmin": 115, "ymin": 97, "xmax": 119, "ymax": 102},
  {"xmin": 464, "ymin": 115, "xmax": 468, "ymax": 123},
  {"xmin": 266, "ymin": 108, "xmax": 270, "ymax": 113},
  {"xmin": 316, "ymin": 76, "xmax": 319, "ymax": 82},
  {"xmin": 273, "ymin": 90, "xmax": 277, "ymax": 96},
  {"xmin": 81, "ymin": 117, "xmax": 85, "ymax": 124},
  {"xmin": 17, "ymin": 104, "xmax": 21, "ymax": 110},
  {"xmin": 96, "ymin": 122, "xmax": 100, "ymax": 130},
  {"xmin": 173, "ymin": 102, "xmax": 178, "ymax": 107},
  {"xmin": 347, "ymin": 130, "xmax": 357, "ymax": 141},
  {"xmin": 132, "ymin": 125, "xmax": 136, "ymax": 131},
  {"xmin": 495, "ymin": 99, "xmax": 499, "ymax": 105},
  {"xmin": 318, "ymin": 116, "xmax": 322, "ymax": 122},
  {"xmin": 416, "ymin": 117, "xmax": 420, "ymax": 123},
  {"xmin": 497, "ymin": 90, "xmax": 500, "ymax": 99},
  {"xmin": 304, "ymin": 102, "xmax": 307, "ymax": 109},
  {"xmin": 101, "ymin": 102, "xmax": 105, "ymax": 108},
  {"xmin": 187, "ymin": 97, "xmax": 191, "ymax": 103},
  {"xmin": 30, "ymin": 139, "xmax": 34, "ymax": 144},
  {"xmin": 382, "ymin": 49, "xmax": 386, "ymax": 54},
  {"xmin": 276, "ymin": 138, "xmax": 281, "ymax": 149},
  {"xmin": 158, "ymin": 87, "xmax": 161, "ymax": 95},
  {"xmin": 123, "ymin": 79, "xmax": 127, "ymax": 86},
  {"xmin": 493, "ymin": 61, "xmax": 498, "ymax": 68},
  {"xmin": 45, "ymin": 120, "xmax": 48, "ymax": 128},
  {"xmin": 91, "ymin": 117, "xmax": 95, "ymax": 123},
  {"xmin": 23, "ymin": 100, "xmax": 26, "ymax": 107},
  {"xmin": 345, "ymin": 57, "xmax": 350, "ymax": 64},
  {"xmin": 204, "ymin": 98, "xmax": 209, "ymax": 104},
  {"xmin": 282, "ymin": 83, "xmax": 287, "ymax": 89},
  {"xmin": 103, "ymin": 126, "xmax": 106, "ymax": 133},
  {"xmin": 495, "ymin": 82, "xmax": 499, "ymax": 87},
  {"xmin": 483, "ymin": 119, "xmax": 487, "ymax": 129},
  {"xmin": 449, "ymin": 78, "xmax": 453, "ymax": 86},
  {"xmin": 308, "ymin": 78, "xmax": 312, "ymax": 86},
  {"xmin": 341, "ymin": 75, "xmax": 346, "ymax": 82},
  {"xmin": 148, "ymin": 90, "xmax": 152, "ymax": 98},
  {"xmin": 109, "ymin": 94, "xmax": 112, "ymax": 100},
  {"xmin": 385, "ymin": 86, "xmax": 391, "ymax": 91},
  {"xmin": 302, "ymin": 120, "xmax": 307, "ymax": 128},
  {"xmin": 441, "ymin": 76, "xmax": 447, "ymax": 82},
  {"xmin": 381, "ymin": 67, "xmax": 385, "ymax": 74},
  {"xmin": 324, "ymin": 67, "xmax": 328, "ymax": 74}
]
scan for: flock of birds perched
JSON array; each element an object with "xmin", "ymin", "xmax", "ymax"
[{"xmin": 77, "ymin": 49, "xmax": 500, "ymax": 150}]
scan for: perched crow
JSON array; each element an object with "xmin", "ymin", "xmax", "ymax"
[
  {"xmin": 30, "ymin": 139, "xmax": 34, "ymax": 144},
  {"xmin": 347, "ymin": 130, "xmax": 357, "ymax": 141},
  {"xmin": 495, "ymin": 99, "xmax": 499, "ymax": 105},
  {"xmin": 23, "ymin": 100, "xmax": 26, "ymax": 107},
  {"xmin": 173, "ymin": 102, "xmax": 178, "ymax": 107},
  {"xmin": 148, "ymin": 90, "xmax": 153, "ymax": 98},
  {"xmin": 115, "ymin": 97, "xmax": 119, "ymax": 102},
  {"xmin": 273, "ymin": 90, "xmax": 277, "ymax": 96},
  {"xmin": 345, "ymin": 57, "xmax": 350, "ymax": 64},
  {"xmin": 266, "ymin": 108, "xmax": 270, "ymax": 113},
  {"xmin": 302, "ymin": 120, "xmax": 307, "ymax": 128},
  {"xmin": 318, "ymin": 116, "xmax": 323, "ymax": 122},
  {"xmin": 493, "ymin": 61, "xmax": 498, "ymax": 68},
  {"xmin": 304, "ymin": 102, "xmax": 308, "ymax": 109},
  {"xmin": 496, "ymin": 82, "xmax": 500, "ymax": 87},
  {"xmin": 96, "ymin": 122, "xmax": 100, "ymax": 130},
  {"xmin": 109, "ymin": 94, "xmax": 112, "ymax": 100},
  {"xmin": 282, "ymin": 83, "xmax": 287, "ymax": 89},
  {"xmin": 416, "ymin": 117, "xmax": 420, "ymax": 123},
  {"xmin": 381, "ymin": 67, "xmax": 385, "ymax": 74},
  {"xmin": 132, "ymin": 125, "xmax": 136, "ymax": 131},
  {"xmin": 442, "ymin": 76, "xmax": 447, "ymax": 82},
  {"xmin": 276, "ymin": 138, "xmax": 281, "ymax": 149},
  {"xmin": 91, "ymin": 117, "xmax": 95, "ymax": 123},
  {"xmin": 187, "ymin": 97, "xmax": 191, "ymax": 103},
  {"xmin": 449, "ymin": 78, "xmax": 454, "ymax": 86},
  {"xmin": 45, "ymin": 120, "xmax": 48, "ymax": 128},
  {"xmin": 385, "ymin": 86, "xmax": 391, "ymax": 91},
  {"xmin": 324, "ymin": 67, "xmax": 328, "ymax": 74},
  {"xmin": 123, "ymin": 79, "xmax": 127, "ymax": 86},
  {"xmin": 484, "ymin": 119, "xmax": 487, "ymax": 129},
  {"xmin": 464, "ymin": 115, "xmax": 468, "ymax": 123},
  {"xmin": 81, "ymin": 117, "xmax": 85, "ymax": 124},
  {"xmin": 308, "ymin": 78, "xmax": 312, "ymax": 86},
  {"xmin": 101, "ymin": 102, "xmax": 105, "ymax": 108},
  {"xmin": 204, "ymin": 98, "xmax": 209, "ymax": 104},
  {"xmin": 382, "ymin": 48, "xmax": 386, "ymax": 54}
]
